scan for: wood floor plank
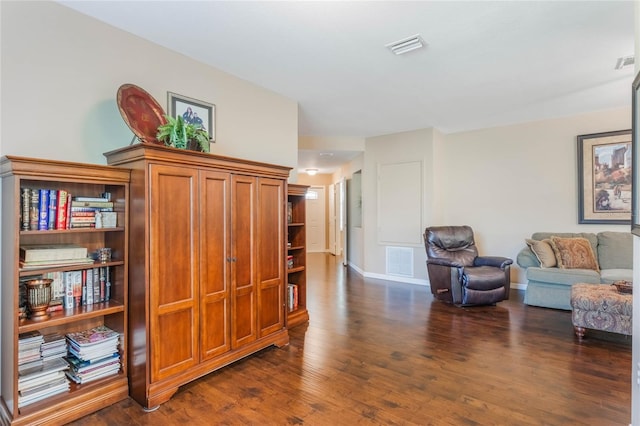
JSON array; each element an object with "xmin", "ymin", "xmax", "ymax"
[{"xmin": 68, "ymin": 253, "xmax": 631, "ymax": 425}]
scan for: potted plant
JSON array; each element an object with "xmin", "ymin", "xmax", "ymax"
[{"xmin": 156, "ymin": 115, "xmax": 210, "ymax": 153}]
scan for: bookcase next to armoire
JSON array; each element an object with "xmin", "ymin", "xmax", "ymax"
[
  {"xmin": 287, "ymin": 184, "xmax": 309, "ymax": 328},
  {"xmin": 0, "ymin": 156, "xmax": 130, "ymax": 425}
]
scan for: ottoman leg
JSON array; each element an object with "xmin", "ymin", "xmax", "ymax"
[{"xmin": 574, "ymin": 326, "xmax": 586, "ymax": 340}]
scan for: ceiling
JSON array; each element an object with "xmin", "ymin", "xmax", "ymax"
[{"xmin": 58, "ymin": 1, "xmax": 636, "ymax": 174}]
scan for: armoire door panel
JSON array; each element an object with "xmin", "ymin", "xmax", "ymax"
[
  {"xmin": 257, "ymin": 178, "xmax": 285, "ymax": 335},
  {"xmin": 230, "ymin": 175, "xmax": 257, "ymax": 348},
  {"xmin": 149, "ymin": 164, "xmax": 199, "ymax": 381},
  {"xmin": 200, "ymin": 171, "xmax": 231, "ymax": 359},
  {"xmin": 155, "ymin": 308, "xmax": 197, "ymax": 379}
]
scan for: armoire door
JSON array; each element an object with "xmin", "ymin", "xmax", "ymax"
[
  {"xmin": 199, "ymin": 170, "xmax": 231, "ymax": 360},
  {"xmin": 149, "ymin": 163, "xmax": 199, "ymax": 381},
  {"xmin": 230, "ymin": 175, "xmax": 257, "ymax": 348},
  {"xmin": 256, "ymin": 178, "xmax": 285, "ymax": 336}
]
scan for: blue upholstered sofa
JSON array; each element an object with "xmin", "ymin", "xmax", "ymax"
[{"xmin": 516, "ymin": 231, "xmax": 632, "ymax": 310}]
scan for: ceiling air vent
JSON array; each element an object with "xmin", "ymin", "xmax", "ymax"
[
  {"xmin": 615, "ymin": 55, "xmax": 635, "ymax": 70},
  {"xmin": 385, "ymin": 34, "xmax": 425, "ymax": 56}
]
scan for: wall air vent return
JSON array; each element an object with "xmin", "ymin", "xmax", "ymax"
[
  {"xmin": 385, "ymin": 34, "xmax": 425, "ymax": 56},
  {"xmin": 615, "ymin": 55, "xmax": 635, "ymax": 70},
  {"xmin": 386, "ymin": 246, "xmax": 414, "ymax": 277}
]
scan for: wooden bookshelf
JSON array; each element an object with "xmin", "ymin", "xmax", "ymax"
[
  {"xmin": 0, "ymin": 156, "xmax": 130, "ymax": 425},
  {"xmin": 287, "ymin": 184, "xmax": 310, "ymax": 328}
]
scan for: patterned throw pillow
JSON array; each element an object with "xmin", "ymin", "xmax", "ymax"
[
  {"xmin": 525, "ymin": 238, "xmax": 557, "ymax": 268},
  {"xmin": 549, "ymin": 236, "xmax": 599, "ymax": 271}
]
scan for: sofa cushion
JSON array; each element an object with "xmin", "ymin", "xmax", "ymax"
[
  {"xmin": 549, "ymin": 236, "xmax": 599, "ymax": 271},
  {"xmin": 600, "ymin": 268, "xmax": 634, "ymax": 284},
  {"xmin": 531, "ymin": 232, "xmax": 597, "ymax": 257},
  {"xmin": 527, "ymin": 266, "xmax": 600, "ymax": 286},
  {"xmin": 525, "ymin": 239, "xmax": 556, "ymax": 267},
  {"xmin": 597, "ymin": 232, "xmax": 632, "ymax": 270}
]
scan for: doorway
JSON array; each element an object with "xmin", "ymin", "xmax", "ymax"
[{"xmin": 306, "ymin": 186, "xmax": 326, "ymax": 252}]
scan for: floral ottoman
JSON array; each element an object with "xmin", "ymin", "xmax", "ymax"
[{"xmin": 570, "ymin": 283, "xmax": 632, "ymax": 340}]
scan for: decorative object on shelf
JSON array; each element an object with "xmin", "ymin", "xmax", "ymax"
[
  {"xmin": 156, "ymin": 115, "xmax": 210, "ymax": 152},
  {"xmin": 117, "ymin": 84, "xmax": 167, "ymax": 145},
  {"xmin": 26, "ymin": 278, "xmax": 53, "ymax": 321},
  {"xmin": 612, "ymin": 280, "xmax": 633, "ymax": 294},
  {"xmin": 167, "ymin": 91, "xmax": 215, "ymax": 143},
  {"xmin": 96, "ymin": 247, "xmax": 112, "ymax": 263},
  {"xmin": 577, "ymin": 129, "xmax": 632, "ymax": 224}
]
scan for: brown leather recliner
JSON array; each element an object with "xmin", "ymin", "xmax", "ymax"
[{"xmin": 423, "ymin": 225, "xmax": 512, "ymax": 306}]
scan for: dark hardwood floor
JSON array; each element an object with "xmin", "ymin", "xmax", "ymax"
[{"xmin": 70, "ymin": 253, "xmax": 631, "ymax": 425}]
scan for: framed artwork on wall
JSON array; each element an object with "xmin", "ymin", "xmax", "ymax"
[
  {"xmin": 578, "ymin": 129, "xmax": 632, "ymax": 224},
  {"xmin": 167, "ymin": 92, "xmax": 215, "ymax": 142},
  {"xmin": 632, "ymin": 70, "xmax": 640, "ymax": 236}
]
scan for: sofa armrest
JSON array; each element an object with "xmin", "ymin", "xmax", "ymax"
[
  {"xmin": 516, "ymin": 246, "xmax": 540, "ymax": 268},
  {"xmin": 474, "ymin": 256, "xmax": 513, "ymax": 269}
]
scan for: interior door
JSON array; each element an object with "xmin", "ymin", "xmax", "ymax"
[
  {"xmin": 328, "ymin": 184, "xmax": 337, "ymax": 255},
  {"xmin": 306, "ymin": 186, "xmax": 326, "ymax": 253}
]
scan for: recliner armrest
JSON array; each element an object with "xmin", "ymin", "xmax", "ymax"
[
  {"xmin": 427, "ymin": 258, "xmax": 465, "ymax": 268},
  {"xmin": 474, "ymin": 256, "xmax": 513, "ymax": 269}
]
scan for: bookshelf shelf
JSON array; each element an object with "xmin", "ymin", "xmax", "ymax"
[
  {"xmin": 18, "ymin": 301, "xmax": 125, "ymax": 334},
  {"xmin": 287, "ymin": 184, "xmax": 310, "ymax": 328},
  {"xmin": 1, "ymin": 156, "xmax": 130, "ymax": 425}
]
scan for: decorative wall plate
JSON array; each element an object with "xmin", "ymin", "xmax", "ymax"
[{"xmin": 117, "ymin": 84, "xmax": 167, "ymax": 145}]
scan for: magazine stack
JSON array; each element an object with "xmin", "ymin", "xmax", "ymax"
[
  {"xmin": 65, "ymin": 325, "xmax": 121, "ymax": 384},
  {"xmin": 17, "ymin": 331, "xmax": 69, "ymax": 408}
]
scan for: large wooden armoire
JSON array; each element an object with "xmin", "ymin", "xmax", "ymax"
[{"xmin": 105, "ymin": 144, "xmax": 290, "ymax": 410}]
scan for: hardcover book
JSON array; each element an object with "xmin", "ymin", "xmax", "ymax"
[{"xmin": 37, "ymin": 189, "xmax": 49, "ymax": 230}]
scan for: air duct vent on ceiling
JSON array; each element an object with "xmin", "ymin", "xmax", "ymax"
[
  {"xmin": 385, "ymin": 34, "xmax": 425, "ymax": 56},
  {"xmin": 615, "ymin": 55, "xmax": 635, "ymax": 70}
]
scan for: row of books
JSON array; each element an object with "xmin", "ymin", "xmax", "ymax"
[
  {"xmin": 20, "ymin": 189, "xmax": 114, "ymax": 231},
  {"xmin": 19, "ymin": 267, "xmax": 112, "ymax": 314},
  {"xmin": 16, "ymin": 326, "xmax": 122, "ymax": 407},
  {"xmin": 287, "ymin": 283, "xmax": 299, "ymax": 312}
]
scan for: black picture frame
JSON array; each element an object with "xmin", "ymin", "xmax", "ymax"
[
  {"xmin": 577, "ymin": 129, "xmax": 632, "ymax": 224},
  {"xmin": 167, "ymin": 92, "xmax": 215, "ymax": 142},
  {"xmin": 632, "ymin": 70, "xmax": 640, "ymax": 235}
]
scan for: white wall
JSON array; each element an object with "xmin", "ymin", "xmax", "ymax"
[
  {"xmin": 631, "ymin": 2, "xmax": 639, "ymax": 425},
  {"xmin": 0, "ymin": 1, "xmax": 298, "ymax": 166},
  {"xmin": 362, "ymin": 128, "xmax": 438, "ymax": 284}
]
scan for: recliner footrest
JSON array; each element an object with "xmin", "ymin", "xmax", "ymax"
[{"xmin": 462, "ymin": 266, "xmax": 505, "ymax": 291}]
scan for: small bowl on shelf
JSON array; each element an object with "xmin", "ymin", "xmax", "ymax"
[{"xmin": 612, "ymin": 280, "xmax": 633, "ymax": 294}]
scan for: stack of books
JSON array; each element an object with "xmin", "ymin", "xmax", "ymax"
[
  {"xmin": 65, "ymin": 325, "xmax": 121, "ymax": 384},
  {"xmin": 70, "ymin": 196, "xmax": 114, "ymax": 229},
  {"xmin": 41, "ymin": 332, "xmax": 67, "ymax": 362},
  {"xmin": 18, "ymin": 331, "xmax": 44, "ymax": 373},
  {"xmin": 17, "ymin": 331, "xmax": 69, "ymax": 408},
  {"xmin": 19, "ymin": 244, "xmax": 93, "ymax": 270}
]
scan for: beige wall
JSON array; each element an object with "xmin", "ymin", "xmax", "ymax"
[
  {"xmin": 444, "ymin": 107, "xmax": 630, "ymax": 283},
  {"xmin": 343, "ymin": 108, "xmax": 631, "ymax": 285},
  {"xmin": 0, "ymin": 1, "xmax": 298, "ymax": 166}
]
